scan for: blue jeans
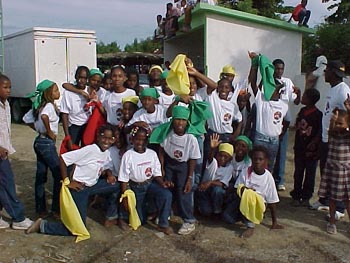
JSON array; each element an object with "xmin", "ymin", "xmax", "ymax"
[
  {"xmin": 273, "ymin": 131, "xmax": 288, "ymax": 186},
  {"xmin": 197, "ymin": 185, "xmax": 226, "ymax": 215},
  {"xmin": 40, "ymin": 178, "xmax": 120, "ymax": 236},
  {"xmin": 33, "ymin": 136, "xmax": 61, "ymax": 213},
  {"xmin": 298, "ymin": 9, "xmax": 311, "ymax": 25},
  {"xmin": 165, "ymin": 155, "xmax": 196, "ymax": 223},
  {"xmin": 68, "ymin": 124, "xmax": 86, "ymax": 146},
  {"xmin": 193, "ymin": 135, "xmax": 204, "ymax": 190},
  {"xmin": 290, "ymin": 155, "xmax": 318, "ymax": 201},
  {"xmin": 222, "ymin": 190, "xmax": 254, "ymax": 228},
  {"xmin": 254, "ymin": 131, "xmax": 279, "ymax": 172},
  {"xmin": 0, "ymin": 159, "xmax": 25, "ymax": 222},
  {"xmin": 120, "ymin": 181, "xmax": 172, "ymax": 228}
]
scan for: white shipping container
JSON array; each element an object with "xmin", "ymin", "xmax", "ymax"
[{"xmin": 4, "ymin": 27, "xmax": 97, "ymax": 122}]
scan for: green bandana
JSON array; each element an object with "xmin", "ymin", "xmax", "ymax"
[
  {"xmin": 89, "ymin": 68, "xmax": 104, "ymax": 78},
  {"xmin": 188, "ymin": 101, "xmax": 212, "ymax": 134},
  {"xmin": 26, "ymin": 79, "xmax": 55, "ymax": 110},
  {"xmin": 149, "ymin": 105, "xmax": 201, "ymax": 144},
  {"xmin": 161, "ymin": 70, "xmax": 169, "ymax": 80},
  {"xmin": 251, "ymin": 55, "xmax": 275, "ymax": 101},
  {"xmin": 140, "ymin": 87, "xmax": 160, "ymax": 99},
  {"xmin": 236, "ymin": 135, "xmax": 253, "ymax": 163}
]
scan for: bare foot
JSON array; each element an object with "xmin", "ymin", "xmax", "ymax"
[
  {"xmin": 104, "ymin": 219, "xmax": 117, "ymax": 227},
  {"xmin": 158, "ymin": 226, "xmax": 174, "ymax": 235},
  {"xmin": 240, "ymin": 228, "xmax": 255, "ymax": 238},
  {"xmin": 118, "ymin": 219, "xmax": 130, "ymax": 231}
]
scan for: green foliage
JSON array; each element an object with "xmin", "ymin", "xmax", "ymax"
[
  {"xmin": 235, "ymin": 0, "xmax": 258, "ymax": 15},
  {"xmin": 97, "ymin": 41, "xmax": 122, "ymax": 54},
  {"xmin": 326, "ymin": 0, "xmax": 350, "ymax": 24},
  {"xmin": 124, "ymin": 37, "xmax": 161, "ymax": 53}
]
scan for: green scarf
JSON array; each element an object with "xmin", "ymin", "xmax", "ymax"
[
  {"xmin": 188, "ymin": 100, "xmax": 212, "ymax": 134},
  {"xmin": 235, "ymin": 135, "xmax": 253, "ymax": 164},
  {"xmin": 140, "ymin": 87, "xmax": 160, "ymax": 99},
  {"xmin": 26, "ymin": 79, "xmax": 55, "ymax": 110},
  {"xmin": 252, "ymin": 55, "xmax": 275, "ymax": 101}
]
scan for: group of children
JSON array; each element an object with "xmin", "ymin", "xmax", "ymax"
[{"xmin": 1, "ymin": 51, "xmax": 350, "ymax": 240}]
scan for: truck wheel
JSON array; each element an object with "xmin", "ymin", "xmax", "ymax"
[{"xmin": 11, "ymin": 99, "xmax": 24, "ymax": 123}]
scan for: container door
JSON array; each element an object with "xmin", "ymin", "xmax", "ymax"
[
  {"xmin": 66, "ymin": 38, "xmax": 96, "ymax": 82},
  {"xmin": 35, "ymin": 38, "xmax": 67, "ymax": 91}
]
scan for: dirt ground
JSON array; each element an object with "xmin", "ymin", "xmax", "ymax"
[{"xmin": 0, "ymin": 124, "xmax": 350, "ymax": 263}]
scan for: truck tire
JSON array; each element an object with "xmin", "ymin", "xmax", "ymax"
[{"xmin": 11, "ymin": 99, "xmax": 24, "ymax": 123}]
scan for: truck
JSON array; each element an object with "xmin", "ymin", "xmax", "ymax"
[{"xmin": 3, "ymin": 27, "xmax": 97, "ymax": 122}]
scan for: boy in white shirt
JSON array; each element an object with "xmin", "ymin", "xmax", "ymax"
[
  {"xmin": 197, "ymin": 134, "xmax": 234, "ymax": 217},
  {"xmin": 223, "ymin": 146, "xmax": 283, "ymax": 238},
  {"xmin": 150, "ymin": 106, "xmax": 201, "ymax": 235},
  {"xmin": 27, "ymin": 125, "xmax": 120, "ymax": 236},
  {"xmin": 118, "ymin": 127, "xmax": 173, "ymax": 234}
]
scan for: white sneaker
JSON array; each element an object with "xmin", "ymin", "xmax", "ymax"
[
  {"xmin": 309, "ymin": 201, "xmax": 329, "ymax": 211},
  {"xmin": 178, "ymin": 222, "xmax": 195, "ymax": 235},
  {"xmin": 277, "ymin": 185, "xmax": 286, "ymax": 191},
  {"xmin": 12, "ymin": 218, "xmax": 33, "ymax": 230},
  {"xmin": 326, "ymin": 211, "xmax": 345, "ymax": 221},
  {"xmin": 0, "ymin": 217, "xmax": 10, "ymax": 229}
]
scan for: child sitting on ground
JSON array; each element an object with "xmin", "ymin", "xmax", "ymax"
[
  {"xmin": 197, "ymin": 134, "xmax": 234, "ymax": 217},
  {"xmin": 118, "ymin": 127, "xmax": 173, "ymax": 234},
  {"xmin": 223, "ymin": 145, "xmax": 283, "ymax": 238},
  {"xmin": 290, "ymin": 89, "xmax": 322, "ymax": 207},
  {"xmin": 318, "ymin": 108, "xmax": 350, "ymax": 234}
]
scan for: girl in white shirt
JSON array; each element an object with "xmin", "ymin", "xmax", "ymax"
[{"xmin": 26, "ymin": 80, "xmax": 61, "ymax": 216}]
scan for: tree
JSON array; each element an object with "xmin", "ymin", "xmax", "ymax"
[
  {"xmin": 322, "ymin": 0, "xmax": 350, "ymax": 24},
  {"xmin": 97, "ymin": 41, "xmax": 122, "ymax": 54},
  {"xmin": 124, "ymin": 37, "xmax": 161, "ymax": 53}
]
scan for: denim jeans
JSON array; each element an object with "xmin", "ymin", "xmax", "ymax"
[
  {"xmin": 197, "ymin": 185, "xmax": 226, "ymax": 215},
  {"xmin": 41, "ymin": 178, "xmax": 120, "ymax": 236},
  {"xmin": 68, "ymin": 124, "xmax": 86, "ymax": 146},
  {"xmin": 193, "ymin": 135, "xmax": 204, "ymax": 190},
  {"xmin": 273, "ymin": 131, "xmax": 288, "ymax": 186},
  {"xmin": 33, "ymin": 136, "xmax": 61, "ymax": 214},
  {"xmin": 254, "ymin": 131, "xmax": 279, "ymax": 172},
  {"xmin": 222, "ymin": 190, "xmax": 254, "ymax": 228},
  {"xmin": 120, "ymin": 181, "xmax": 172, "ymax": 228},
  {"xmin": 165, "ymin": 155, "xmax": 196, "ymax": 223},
  {"xmin": 0, "ymin": 159, "xmax": 25, "ymax": 222},
  {"xmin": 298, "ymin": 9, "xmax": 311, "ymax": 25},
  {"xmin": 290, "ymin": 155, "xmax": 317, "ymax": 201}
]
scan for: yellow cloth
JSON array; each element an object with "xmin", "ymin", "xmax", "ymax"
[
  {"xmin": 237, "ymin": 184, "xmax": 266, "ymax": 224},
  {"xmin": 120, "ymin": 189, "xmax": 141, "ymax": 230},
  {"xmin": 166, "ymin": 54, "xmax": 190, "ymax": 95},
  {"xmin": 60, "ymin": 177, "xmax": 90, "ymax": 243},
  {"xmin": 219, "ymin": 143, "xmax": 234, "ymax": 157}
]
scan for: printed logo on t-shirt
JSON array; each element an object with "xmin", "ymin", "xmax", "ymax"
[
  {"xmin": 273, "ymin": 111, "xmax": 282, "ymax": 124},
  {"xmin": 174, "ymin": 150, "xmax": 183, "ymax": 159},
  {"xmin": 116, "ymin": 108, "xmax": 122, "ymax": 122},
  {"xmin": 324, "ymin": 99, "xmax": 331, "ymax": 116},
  {"xmin": 145, "ymin": 167, "xmax": 152, "ymax": 177},
  {"xmin": 223, "ymin": 113, "xmax": 232, "ymax": 122},
  {"xmin": 296, "ymin": 118, "xmax": 312, "ymax": 137}
]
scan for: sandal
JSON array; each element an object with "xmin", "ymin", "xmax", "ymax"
[{"xmin": 326, "ymin": 223, "xmax": 337, "ymax": 234}]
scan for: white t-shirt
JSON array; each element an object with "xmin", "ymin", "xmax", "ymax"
[
  {"xmin": 96, "ymin": 87, "xmax": 108, "ymax": 102},
  {"xmin": 159, "ymin": 91, "xmax": 175, "ymax": 108},
  {"xmin": 255, "ymin": 90, "xmax": 288, "ymax": 137},
  {"xmin": 60, "ymin": 88, "xmax": 90, "ymax": 126},
  {"xmin": 202, "ymin": 89, "xmax": 242, "ymax": 134},
  {"xmin": 127, "ymin": 104, "xmax": 167, "ymax": 130},
  {"xmin": 201, "ymin": 158, "xmax": 233, "ymax": 187},
  {"xmin": 322, "ymin": 82, "xmax": 350, "ymax": 142},
  {"xmin": 62, "ymin": 144, "xmax": 110, "ymax": 187},
  {"xmin": 161, "ymin": 131, "xmax": 201, "ymax": 162},
  {"xmin": 232, "ymin": 156, "xmax": 251, "ymax": 182},
  {"xmin": 34, "ymin": 103, "xmax": 60, "ymax": 135},
  {"xmin": 103, "ymin": 89, "xmax": 136, "ymax": 125},
  {"xmin": 235, "ymin": 168, "xmax": 279, "ymax": 204},
  {"xmin": 118, "ymin": 148, "xmax": 162, "ymax": 183},
  {"xmin": 103, "ymin": 146, "xmax": 122, "ymax": 177}
]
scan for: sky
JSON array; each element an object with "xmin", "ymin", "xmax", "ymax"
[{"xmin": 3, "ymin": 0, "xmax": 337, "ymax": 49}]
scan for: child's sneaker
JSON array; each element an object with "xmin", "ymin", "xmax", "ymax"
[
  {"xmin": 277, "ymin": 185, "xmax": 286, "ymax": 191},
  {"xmin": 326, "ymin": 223, "xmax": 337, "ymax": 234},
  {"xmin": 12, "ymin": 218, "xmax": 33, "ymax": 230},
  {"xmin": 326, "ymin": 211, "xmax": 345, "ymax": 221},
  {"xmin": 178, "ymin": 222, "xmax": 195, "ymax": 235},
  {"xmin": 0, "ymin": 217, "xmax": 10, "ymax": 229},
  {"xmin": 309, "ymin": 200, "xmax": 329, "ymax": 211}
]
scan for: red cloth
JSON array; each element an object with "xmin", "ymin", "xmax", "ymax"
[
  {"xmin": 59, "ymin": 136, "xmax": 80, "ymax": 155},
  {"xmin": 82, "ymin": 101, "xmax": 106, "ymax": 146},
  {"xmin": 292, "ymin": 4, "xmax": 304, "ymax": 21}
]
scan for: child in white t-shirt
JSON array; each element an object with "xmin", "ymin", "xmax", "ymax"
[
  {"xmin": 27, "ymin": 125, "xmax": 121, "ymax": 237},
  {"xmin": 25, "ymin": 80, "xmax": 61, "ymax": 216},
  {"xmin": 151, "ymin": 105, "xmax": 201, "ymax": 235},
  {"xmin": 223, "ymin": 145, "xmax": 283, "ymax": 238},
  {"xmin": 158, "ymin": 71, "xmax": 175, "ymax": 108},
  {"xmin": 118, "ymin": 127, "xmax": 173, "ymax": 234},
  {"xmin": 197, "ymin": 134, "xmax": 234, "ymax": 217},
  {"xmin": 120, "ymin": 96, "xmax": 139, "ymax": 149},
  {"xmin": 102, "ymin": 66, "xmax": 136, "ymax": 126},
  {"xmin": 60, "ymin": 66, "xmax": 91, "ymax": 148}
]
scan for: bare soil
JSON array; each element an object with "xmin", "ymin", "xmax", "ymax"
[{"xmin": 0, "ymin": 124, "xmax": 349, "ymax": 263}]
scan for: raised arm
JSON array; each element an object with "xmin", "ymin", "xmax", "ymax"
[
  {"xmin": 187, "ymin": 67, "xmax": 217, "ymax": 95},
  {"xmin": 248, "ymin": 52, "xmax": 260, "ymax": 97},
  {"xmin": 62, "ymin": 83, "xmax": 89, "ymax": 100}
]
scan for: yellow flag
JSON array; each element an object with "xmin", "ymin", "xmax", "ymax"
[{"xmin": 166, "ymin": 54, "xmax": 190, "ymax": 95}]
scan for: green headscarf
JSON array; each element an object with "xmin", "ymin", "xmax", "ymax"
[
  {"xmin": 160, "ymin": 71, "xmax": 169, "ymax": 80},
  {"xmin": 188, "ymin": 100, "xmax": 212, "ymax": 134},
  {"xmin": 251, "ymin": 55, "xmax": 275, "ymax": 101},
  {"xmin": 140, "ymin": 87, "xmax": 160, "ymax": 99},
  {"xmin": 149, "ymin": 105, "xmax": 200, "ymax": 144},
  {"xmin": 235, "ymin": 135, "xmax": 253, "ymax": 163},
  {"xmin": 89, "ymin": 68, "xmax": 104, "ymax": 78},
  {"xmin": 26, "ymin": 79, "xmax": 55, "ymax": 110}
]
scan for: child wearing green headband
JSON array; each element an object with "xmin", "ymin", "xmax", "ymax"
[
  {"xmin": 25, "ymin": 80, "xmax": 61, "ymax": 217},
  {"xmin": 154, "ymin": 105, "xmax": 201, "ymax": 235}
]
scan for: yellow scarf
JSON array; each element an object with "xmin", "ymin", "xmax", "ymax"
[
  {"xmin": 166, "ymin": 54, "xmax": 190, "ymax": 95},
  {"xmin": 120, "ymin": 189, "xmax": 141, "ymax": 230}
]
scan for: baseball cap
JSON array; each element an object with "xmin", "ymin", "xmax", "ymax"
[{"xmin": 324, "ymin": 60, "xmax": 346, "ymax": 78}]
